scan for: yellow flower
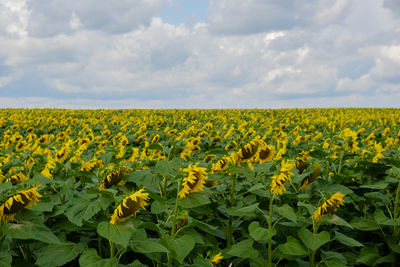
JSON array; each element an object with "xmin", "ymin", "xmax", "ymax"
[
  {"xmin": 100, "ymin": 166, "xmax": 130, "ymax": 189},
  {"xmin": 5, "ymin": 173, "xmax": 28, "ymax": 185},
  {"xmin": 270, "ymin": 160, "xmax": 295, "ymax": 195},
  {"xmin": 0, "ymin": 187, "xmax": 42, "ymax": 223},
  {"xmin": 209, "ymin": 252, "xmax": 223, "ymax": 266},
  {"xmin": 211, "ymin": 156, "xmax": 232, "ymax": 173},
  {"xmin": 312, "ymin": 192, "xmax": 345, "ymax": 222},
  {"xmin": 254, "ymin": 144, "xmax": 275, "ymax": 164},
  {"xmin": 110, "ymin": 189, "xmax": 149, "ymax": 224},
  {"xmin": 179, "ymin": 163, "xmax": 208, "ymax": 199}
]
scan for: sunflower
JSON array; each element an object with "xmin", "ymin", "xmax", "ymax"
[
  {"xmin": 110, "ymin": 189, "xmax": 149, "ymax": 224},
  {"xmin": 5, "ymin": 173, "xmax": 28, "ymax": 185},
  {"xmin": 209, "ymin": 252, "xmax": 223, "ymax": 266},
  {"xmin": 269, "ymin": 159, "xmax": 295, "ymax": 195},
  {"xmin": 312, "ymin": 192, "xmax": 345, "ymax": 222},
  {"xmin": 55, "ymin": 146, "xmax": 70, "ymax": 163},
  {"xmin": 179, "ymin": 163, "xmax": 208, "ymax": 199},
  {"xmin": 99, "ymin": 166, "xmax": 130, "ymax": 189},
  {"xmin": 0, "ymin": 187, "xmax": 42, "ymax": 223},
  {"xmin": 211, "ymin": 156, "xmax": 232, "ymax": 173},
  {"xmin": 254, "ymin": 144, "xmax": 275, "ymax": 164}
]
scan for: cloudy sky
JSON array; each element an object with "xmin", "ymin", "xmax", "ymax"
[{"xmin": 0, "ymin": 0, "xmax": 399, "ymax": 108}]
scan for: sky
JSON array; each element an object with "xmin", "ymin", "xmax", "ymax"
[{"xmin": 0, "ymin": 0, "xmax": 399, "ymax": 109}]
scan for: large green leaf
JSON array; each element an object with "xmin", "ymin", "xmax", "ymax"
[
  {"xmin": 298, "ymin": 228, "xmax": 330, "ymax": 251},
  {"xmin": 2, "ymin": 221, "xmax": 61, "ymax": 244},
  {"xmin": 161, "ymin": 235, "xmax": 195, "ymax": 263},
  {"xmin": 321, "ymin": 251, "xmax": 347, "ymax": 267},
  {"xmin": 131, "ymin": 239, "xmax": 170, "ymax": 254},
  {"xmin": 79, "ymin": 249, "xmax": 118, "ymax": 267},
  {"xmin": 326, "ymin": 214, "xmax": 353, "ymax": 229},
  {"xmin": 356, "ymin": 247, "xmax": 380, "ymax": 266},
  {"xmin": 125, "ymin": 169, "xmax": 162, "ymax": 186},
  {"xmin": 226, "ymin": 239, "xmax": 259, "ymax": 259},
  {"xmin": 65, "ymin": 195, "xmax": 103, "ymax": 226},
  {"xmin": 276, "ymin": 204, "xmax": 297, "ymax": 222},
  {"xmin": 179, "ymin": 192, "xmax": 211, "ymax": 208},
  {"xmin": 0, "ymin": 252, "xmax": 12, "ymax": 267},
  {"xmin": 248, "ymin": 221, "xmax": 276, "ymax": 244},
  {"xmin": 334, "ymin": 231, "xmax": 363, "ymax": 247},
  {"xmin": 227, "ymin": 203, "xmax": 259, "ymax": 217},
  {"xmin": 277, "ymin": 236, "xmax": 307, "ymax": 256},
  {"xmin": 35, "ymin": 242, "xmax": 86, "ymax": 267},
  {"xmin": 97, "ymin": 221, "xmax": 134, "ymax": 247},
  {"xmin": 350, "ymin": 218, "xmax": 380, "ymax": 231}
]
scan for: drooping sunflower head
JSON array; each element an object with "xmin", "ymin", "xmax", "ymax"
[
  {"xmin": 179, "ymin": 163, "xmax": 208, "ymax": 199},
  {"xmin": 110, "ymin": 188, "xmax": 149, "ymax": 224},
  {"xmin": 211, "ymin": 156, "xmax": 232, "ymax": 173},
  {"xmin": 300, "ymin": 163, "xmax": 321, "ymax": 191},
  {"xmin": 5, "ymin": 173, "xmax": 28, "ymax": 185},
  {"xmin": 312, "ymin": 192, "xmax": 345, "ymax": 222},
  {"xmin": 0, "ymin": 187, "xmax": 42, "ymax": 223},
  {"xmin": 100, "ymin": 166, "xmax": 130, "ymax": 189}
]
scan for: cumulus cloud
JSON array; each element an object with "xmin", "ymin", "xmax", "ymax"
[{"xmin": 0, "ymin": 0, "xmax": 399, "ymax": 108}]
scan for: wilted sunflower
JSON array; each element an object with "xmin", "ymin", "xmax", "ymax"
[
  {"xmin": 179, "ymin": 163, "xmax": 208, "ymax": 199},
  {"xmin": 209, "ymin": 252, "xmax": 223, "ymax": 266},
  {"xmin": 99, "ymin": 166, "xmax": 130, "ymax": 189},
  {"xmin": 312, "ymin": 192, "xmax": 345, "ymax": 222},
  {"xmin": 110, "ymin": 188, "xmax": 149, "ymax": 224},
  {"xmin": 0, "ymin": 187, "xmax": 42, "ymax": 223}
]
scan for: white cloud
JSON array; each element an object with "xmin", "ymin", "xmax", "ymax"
[{"xmin": 0, "ymin": 0, "xmax": 399, "ymax": 108}]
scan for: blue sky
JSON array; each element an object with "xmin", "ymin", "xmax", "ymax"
[{"xmin": 0, "ymin": 0, "xmax": 399, "ymax": 108}]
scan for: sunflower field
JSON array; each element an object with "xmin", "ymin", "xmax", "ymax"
[{"xmin": 1, "ymin": 108, "xmax": 400, "ymax": 267}]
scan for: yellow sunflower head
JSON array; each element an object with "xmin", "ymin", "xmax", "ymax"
[
  {"xmin": 179, "ymin": 163, "xmax": 208, "ymax": 199},
  {"xmin": 110, "ymin": 189, "xmax": 149, "ymax": 224},
  {"xmin": 99, "ymin": 166, "xmax": 130, "ymax": 189},
  {"xmin": 312, "ymin": 192, "xmax": 345, "ymax": 222},
  {"xmin": 0, "ymin": 187, "xmax": 42, "ymax": 223}
]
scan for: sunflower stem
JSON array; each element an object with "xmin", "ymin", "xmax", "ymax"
[
  {"xmin": 227, "ymin": 174, "xmax": 237, "ymax": 248},
  {"xmin": 168, "ymin": 178, "xmax": 181, "ymax": 264},
  {"xmin": 393, "ymin": 181, "xmax": 400, "ymax": 238},
  {"xmin": 310, "ymin": 220, "xmax": 317, "ymax": 267},
  {"xmin": 109, "ymin": 240, "xmax": 115, "ymax": 258},
  {"xmin": 267, "ymin": 195, "xmax": 274, "ymax": 267}
]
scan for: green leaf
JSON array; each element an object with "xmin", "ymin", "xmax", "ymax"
[
  {"xmin": 350, "ymin": 218, "xmax": 380, "ymax": 231},
  {"xmin": 374, "ymin": 209, "xmax": 400, "ymax": 226},
  {"xmin": 321, "ymin": 251, "xmax": 347, "ymax": 267},
  {"xmin": 0, "ymin": 252, "xmax": 12, "ymax": 267},
  {"xmin": 97, "ymin": 221, "xmax": 134, "ymax": 247},
  {"xmin": 179, "ymin": 192, "xmax": 211, "ymax": 208},
  {"xmin": 35, "ymin": 242, "xmax": 86, "ymax": 267},
  {"xmin": 298, "ymin": 228, "xmax": 330, "ymax": 251},
  {"xmin": 277, "ymin": 236, "xmax": 308, "ymax": 256},
  {"xmin": 356, "ymin": 247, "xmax": 380, "ymax": 266},
  {"xmin": 276, "ymin": 204, "xmax": 297, "ymax": 222},
  {"xmin": 161, "ymin": 235, "xmax": 195, "ymax": 263},
  {"xmin": 79, "ymin": 248, "xmax": 118, "ymax": 267},
  {"xmin": 126, "ymin": 169, "xmax": 162, "ymax": 186},
  {"xmin": 131, "ymin": 239, "xmax": 169, "ymax": 254},
  {"xmin": 248, "ymin": 221, "xmax": 276, "ymax": 244},
  {"xmin": 0, "ymin": 182, "xmax": 12, "ymax": 193},
  {"xmin": 226, "ymin": 239, "xmax": 259, "ymax": 259},
  {"xmin": 326, "ymin": 214, "xmax": 353, "ymax": 229},
  {"xmin": 227, "ymin": 203, "xmax": 259, "ymax": 217},
  {"xmin": 153, "ymin": 158, "xmax": 183, "ymax": 177},
  {"xmin": 65, "ymin": 196, "xmax": 102, "ymax": 226},
  {"xmin": 2, "ymin": 221, "xmax": 61, "ymax": 244},
  {"xmin": 360, "ymin": 183, "xmax": 389, "ymax": 190},
  {"xmin": 22, "ymin": 173, "xmax": 55, "ymax": 185},
  {"xmin": 334, "ymin": 231, "xmax": 364, "ymax": 247}
]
